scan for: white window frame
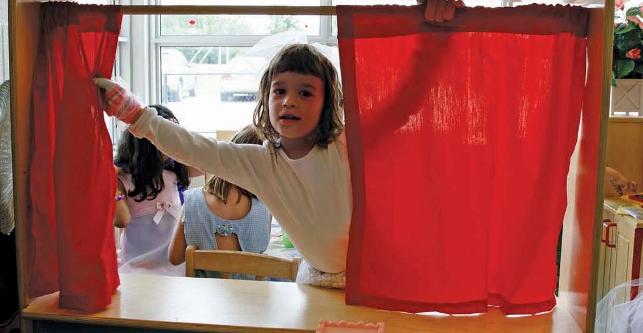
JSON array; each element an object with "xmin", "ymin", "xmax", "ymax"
[{"xmin": 123, "ymin": 0, "xmax": 339, "ymax": 107}]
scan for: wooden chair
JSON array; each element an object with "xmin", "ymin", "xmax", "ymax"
[{"xmin": 185, "ymin": 245, "xmax": 301, "ymax": 281}]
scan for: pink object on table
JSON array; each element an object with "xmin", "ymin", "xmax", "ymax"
[{"xmin": 316, "ymin": 320, "xmax": 384, "ymax": 333}]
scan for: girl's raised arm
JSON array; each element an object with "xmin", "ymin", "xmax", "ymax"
[{"xmin": 95, "ymin": 78, "xmax": 268, "ymax": 195}]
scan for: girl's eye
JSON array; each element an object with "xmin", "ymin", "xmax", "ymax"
[
  {"xmin": 273, "ymin": 88, "xmax": 285, "ymax": 95},
  {"xmin": 300, "ymin": 90, "xmax": 313, "ymax": 97}
]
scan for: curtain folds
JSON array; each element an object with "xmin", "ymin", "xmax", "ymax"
[
  {"xmin": 338, "ymin": 4, "xmax": 589, "ymax": 314},
  {"xmin": 28, "ymin": 2, "xmax": 122, "ymax": 311}
]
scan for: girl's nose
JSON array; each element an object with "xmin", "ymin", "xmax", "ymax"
[{"xmin": 282, "ymin": 94, "xmax": 296, "ymax": 108}]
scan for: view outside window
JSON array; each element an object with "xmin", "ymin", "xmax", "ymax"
[
  {"xmin": 160, "ymin": 15, "xmax": 321, "ymax": 36},
  {"xmin": 157, "ymin": 11, "xmax": 331, "ymax": 138},
  {"xmin": 160, "ymin": 45, "xmax": 260, "ymax": 137}
]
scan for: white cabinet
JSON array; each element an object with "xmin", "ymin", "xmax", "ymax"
[{"xmin": 597, "ymin": 198, "xmax": 643, "ymax": 302}]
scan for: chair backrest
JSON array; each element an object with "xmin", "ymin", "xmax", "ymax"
[
  {"xmin": 215, "ymin": 130, "xmax": 237, "ymax": 142},
  {"xmin": 185, "ymin": 245, "xmax": 301, "ymax": 281}
]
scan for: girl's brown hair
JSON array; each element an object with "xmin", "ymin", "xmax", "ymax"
[
  {"xmin": 253, "ymin": 43, "xmax": 343, "ymax": 148},
  {"xmin": 205, "ymin": 125, "xmax": 263, "ymax": 204}
]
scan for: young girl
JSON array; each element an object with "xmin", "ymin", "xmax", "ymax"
[
  {"xmin": 168, "ymin": 125, "xmax": 272, "ymax": 279},
  {"xmin": 96, "ymin": 44, "xmax": 349, "ymax": 288},
  {"xmin": 113, "ymin": 104, "xmax": 192, "ymax": 276}
]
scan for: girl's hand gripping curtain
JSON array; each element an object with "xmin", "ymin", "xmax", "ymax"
[
  {"xmin": 418, "ymin": 0, "xmax": 464, "ymax": 23},
  {"xmin": 94, "ymin": 77, "xmax": 144, "ymax": 124}
]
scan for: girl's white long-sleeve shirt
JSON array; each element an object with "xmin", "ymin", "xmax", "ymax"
[{"xmin": 129, "ymin": 107, "xmax": 352, "ymax": 273}]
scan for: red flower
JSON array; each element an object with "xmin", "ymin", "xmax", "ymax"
[
  {"xmin": 626, "ymin": 48, "xmax": 642, "ymax": 60},
  {"xmin": 627, "ymin": 15, "xmax": 642, "ymax": 24}
]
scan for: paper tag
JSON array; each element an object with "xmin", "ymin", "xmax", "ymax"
[
  {"xmin": 153, "ymin": 210, "xmax": 164, "ymax": 224},
  {"xmin": 316, "ymin": 321, "xmax": 384, "ymax": 333}
]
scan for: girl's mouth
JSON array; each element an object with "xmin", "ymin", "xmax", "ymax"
[{"xmin": 279, "ymin": 114, "xmax": 301, "ymax": 121}]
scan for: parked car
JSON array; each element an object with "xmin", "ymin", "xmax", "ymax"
[
  {"xmin": 216, "ymin": 43, "xmax": 339, "ymax": 103},
  {"xmin": 161, "ymin": 48, "xmax": 197, "ymax": 103},
  {"xmin": 219, "ymin": 56, "xmax": 266, "ymax": 102}
]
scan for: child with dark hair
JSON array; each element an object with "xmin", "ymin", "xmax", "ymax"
[
  {"xmin": 97, "ymin": 43, "xmax": 349, "ymax": 288},
  {"xmin": 113, "ymin": 104, "xmax": 192, "ymax": 276},
  {"xmin": 168, "ymin": 125, "xmax": 271, "ymax": 279}
]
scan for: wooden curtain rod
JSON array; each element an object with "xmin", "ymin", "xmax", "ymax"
[{"xmin": 120, "ymin": 5, "xmax": 337, "ymax": 15}]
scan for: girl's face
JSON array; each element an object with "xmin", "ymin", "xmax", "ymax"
[{"xmin": 268, "ymin": 71, "xmax": 324, "ymax": 142}]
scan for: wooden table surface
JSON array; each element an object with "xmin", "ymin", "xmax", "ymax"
[{"xmin": 22, "ymin": 274, "xmax": 582, "ymax": 333}]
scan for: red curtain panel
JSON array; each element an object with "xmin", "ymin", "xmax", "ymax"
[
  {"xmin": 338, "ymin": 4, "xmax": 589, "ymax": 314},
  {"xmin": 29, "ymin": 2, "xmax": 122, "ymax": 311}
]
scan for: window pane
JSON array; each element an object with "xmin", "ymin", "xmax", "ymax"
[
  {"xmin": 160, "ymin": 46, "xmax": 264, "ymax": 136},
  {"xmin": 159, "ymin": 0, "xmax": 322, "ymax": 36},
  {"xmin": 160, "ymin": 15, "xmax": 320, "ymax": 36}
]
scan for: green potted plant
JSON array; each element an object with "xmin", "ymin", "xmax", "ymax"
[
  {"xmin": 612, "ymin": 0, "xmax": 643, "ymax": 116},
  {"xmin": 614, "ymin": 0, "xmax": 643, "ymax": 80}
]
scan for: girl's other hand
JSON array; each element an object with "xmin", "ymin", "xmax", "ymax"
[
  {"xmin": 94, "ymin": 77, "xmax": 144, "ymax": 124},
  {"xmin": 420, "ymin": 0, "xmax": 464, "ymax": 23}
]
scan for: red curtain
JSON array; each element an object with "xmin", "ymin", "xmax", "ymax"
[
  {"xmin": 338, "ymin": 5, "xmax": 589, "ymax": 314},
  {"xmin": 29, "ymin": 2, "xmax": 122, "ymax": 311}
]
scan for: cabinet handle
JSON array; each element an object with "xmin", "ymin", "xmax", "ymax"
[{"xmin": 602, "ymin": 219, "xmax": 617, "ymax": 248}]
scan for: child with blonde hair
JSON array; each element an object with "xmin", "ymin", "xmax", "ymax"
[
  {"xmin": 168, "ymin": 125, "xmax": 272, "ymax": 279},
  {"xmin": 96, "ymin": 43, "xmax": 349, "ymax": 287}
]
